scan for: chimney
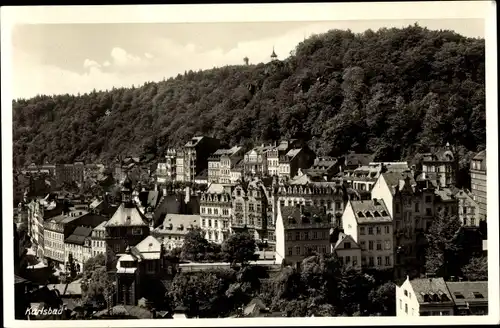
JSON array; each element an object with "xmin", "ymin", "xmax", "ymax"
[{"xmin": 184, "ymin": 186, "xmax": 191, "ymax": 204}]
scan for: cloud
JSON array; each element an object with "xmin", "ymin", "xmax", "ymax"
[
  {"xmin": 144, "ymin": 52, "xmax": 153, "ymax": 59},
  {"xmin": 110, "ymin": 47, "xmax": 141, "ymax": 66},
  {"xmin": 103, "ymin": 60, "xmax": 111, "ymax": 67},
  {"xmin": 83, "ymin": 59, "xmax": 101, "ymax": 69}
]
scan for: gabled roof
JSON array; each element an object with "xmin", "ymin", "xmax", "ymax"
[
  {"xmin": 345, "ymin": 153, "xmax": 375, "ymax": 167},
  {"xmin": 350, "ymin": 199, "xmax": 392, "ymax": 224},
  {"xmin": 333, "ymin": 232, "xmax": 360, "ymax": 250},
  {"xmin": 153, "ymin": 214, "xmax": 200, "ymax": 236},
  {"xmin": 135, "ymin": 235, "xmax": 162, "ymax": 253},
  {"xmin": 380, "ymin": 172, "xmax": 416, "ymax": 196},
  {"xmin": 106, "ymin": 203, "xmax": 148, "ymax": 227},
  {"xmin": 446, "ymin": 281, "xmax": 488, "ymax": 305},
  {"xmin": 280, "ymin": 206, "xmax": 331, "ymax": 229},
  {"xmin": 65, "ymin": 226, "xmax": 93, "ymax": 245},
  {"xmin": 408, "ymin": 277, "xmax": 453, "ymax": 304},
  {"xmin": 285, "ymin": 148, "xmax": 302, "ymax": 159},
  {"xmin": 206, "ymin": 183, "xmax": 226, "ymax": 194},
  {"xmin": 434, "ymin": 188, "xmax": 455, "ymax": 202},
  {"xmin": 473, "ymin": 150, "xmax": 486, "ymax": 160}
]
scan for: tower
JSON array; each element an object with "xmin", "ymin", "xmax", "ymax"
[{"xmin": 271, "ymin": 46, "xmax": 278, "ymax": 61}]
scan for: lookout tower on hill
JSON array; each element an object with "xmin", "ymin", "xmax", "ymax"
[{"xmin": 271, "ymin": 47, "xmax": 278, "ymax": 61}]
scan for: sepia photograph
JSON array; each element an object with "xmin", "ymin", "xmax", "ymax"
[{"xmin": 1, "ymin": 2, "xmax": 498, "ymax": 327}]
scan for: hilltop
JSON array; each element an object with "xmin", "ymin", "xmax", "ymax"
[{"xmin": 12, "ymin": 24, "xmax": 485, "ymax": 171}]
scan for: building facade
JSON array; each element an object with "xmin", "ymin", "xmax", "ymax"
[
  {"xmin": 275, "ymin": 205, "xmax": 332, "ymax": 267},
  {"xmin": 64, "ymin": 226, "xmax": 93, "ymax": 273},
  {"xmin": 175, "ymin": 136, "xmax": 221, "ymax": 183},
  {"xmin": 152, "ymin": 214, "xmax": 201, "ymax": 250},
  {"xmin": 277, "ymin": 147, "xmax": 316, "ymax": 181},
  {"xmin": 342, "ymin": 199, "xmax": 394, "ymax": 270},
  {"xmin": 157, "ymin": 148, "xmax": 177, "ymax": 184},
  {"xmin": 332, "ymin": 232, "xmax": 362, "ymax": 270},
  {"xmin": 470, "ymin": 150, "xmax": 486, "ymax": 220},
  {"xmin": 453, "ymin": 189, "xmax": 480, "ymax": 227},
  {"xmin": 417, "ymin": 143, "xmax": 458, "ymax": 188},
  {"xmin": 200, "ymin": 184, "xmax": 232, "ymax": 243},
  {"xmin": 244, "ymin": 145, "xmax": 273, "ymax": 176},
  {"xmin": 91, "ymin": 221, "xmax": 107, "ymax": 257}
]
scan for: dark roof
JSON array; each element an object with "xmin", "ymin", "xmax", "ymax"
[
  {"xmin": 350, "ymin": 200, "xmax": 392, "ymax": 224},
  {"xmin": 280, "ymin": 206, "xmax": 331, "ymax": 229},
  {"xmin": 446, "ymin": 281, "xmax": 488, "ymax": 305},
  {"xmin": 15, "ymin": 275, "xmax": 30, "ymax": 285},
  {"xmin": 195, "ymin": 169, "xmax": 208, "ymax": 180},
  {"xmin": 409, "ymin": 277, "xmax": 453, "ymax": 304},
  {"xmin": 345, "ymin": 153, "xmax": 375, "ymax": 167},
  {"xmin": 65, "ymin": 226, "xmax": 93, "ymax": 245}
]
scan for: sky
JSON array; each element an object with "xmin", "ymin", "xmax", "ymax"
[{"xmin": 10, "ymin": 18, "xmax": 485, "ymax": 100}]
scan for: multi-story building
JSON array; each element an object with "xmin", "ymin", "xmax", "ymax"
[
  {"xmin": 415, "ymin": 143, "xmax": 458, "ymax": 188},
  {"xmin": 244, "ymin": 144, "xmax": 274, "ymax": 176},
  {"xmin": 277, "ymin": 147, "xmax": 316, "ymax": 181},
  {"xmin": 266, "ymin": 140, "xmax": 302, "ymax": 177},
  {"xmin": 57, "ymin": 162, "xmax": 85, "ymax": 185},
  {"xmin": 156, "ymin": 148, "xmax": 177, "ymax": 184},
  {"xmin": 396, "ymin": 277, "xmax": 454, "ymax": 316},
  {"xmin": 453, "ymin": 189, "xmax": 480, "ymax": 227},
  {"xmin": 152, "ymin": 214, "xmax": 201, "ymax": 251},
  {"xmin": 209, "ymin": 146, "xmax": 244, "ymax": 184},
  {"xmin": 342, "ymin": 152, "xmax": 376, "ymax": 171},
  {"xmin": 342, "ymin": 199, "xmax": 394, "ymax": 270},
  {"xmin": 230, "ymin": 160, "xmax": 244, "ymax": 183},
  {"xmin": 372, "ymin": 172, "xmax": 445, "ymax": 278},
  {"xmin": 231, "ymin": 178, "xmax": 270, "ymax": 242},
  {"xmin": 105, "ymin": 175, "xmax": 151, "ymax": 271},
  {"xmin": 300, "ymin": 156, "xmax": 340, "ymax": 182},
  {"xmin": 470, "ymin": 150, "xmax": 486, "ymax": 220},
  {"xmin": 175, "ymin": 150, "xmax": 185, "ymax": 182},
  {"xmin": 272, "ymin": 179, "xmax": 347, "ymax": 227},
  {"xmin": 64, "ymin": 226, "xmax": 93, "ymax": 272},
  {"xmin": 331, "ymin": 232, "xmax": 362, "ymax": 270},
  {"xmin": 344, "ymin": 162, "xmax": 410, "ymax": 192},
  {"xmin": 200, "ymin": 184, "xmax": 232, "ymax": 243},
  {"xmin": 27, "ymin": 197, "xmax": 64, "ymax": 258},
  {"xmin": 275, "ymin": 205, "xmax": 332, "ymax": 268},
  {"xmin": 175, "ymin": 136, "xmax": 221, "ymax": 183},
  {"xmin": 91, "ymin": 221, "xmax": 107, "ymax": 257}
]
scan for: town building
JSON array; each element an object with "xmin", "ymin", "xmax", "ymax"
[
  {"xmin": 451, "ymin": 189, "xmax": 479, "ymax": 226},
  {"xmin": 447, "ymin": 281, "xmax": 488, "ymax": 315},
  {"xmin": 272, "ymin": 177, "xmax": 347, "ymax": 227},
  {"xmin": 299, "ymin": 156, "xmax": 340, "ymax": 181},
  {"xmin": 194, "ymin": 169, "xmax": 208, "ymax": 185},
  {"xmin": 342, "ymin": 199, "xmax": 394, "ymax": 270},
  {"xmin": 27, "ymin": 196, "xmax": 64, "ymax": 258},
  {"xmin": 56, "ymin": 162, "xmax": 85, "ymax": 185},
  {"xmin": 331, "ymin": 232, "xmax": 362, "ymax": 270},
  {"xmin": 341, "ymin": 152, "xmax": 376, "ymax": 171},
  {"xmin": 277, "ymin": 147, "xmax": 316, "ymax": 181},
  {"xmin": 175, "ymin": 150, "xmax": 185, "ymax": 182},
  {"xmin": 275, "ymin": 205, "xmax": 332, "ymax": 268},
  {"xmin": 266, "ymin": 140, "xmax": 302, "ymax": 177},
  {"xmin": 396, "ymin": 276, "xmax": 454, "ymax": 316},
  {"xmin": 156, "ymin": 148, "xmax": 177, "ymax": 184},
  {"xmin": 344, "ymin": 162, "xmax": 410, "ymax": 192},
  {"xmin": 200, "ymin": 184, "xmax": 233, "ymax": 243},
  {"xmin": 152, "ymin": 214, "xmax": 201, "ymax": 251},
  {"xmin": 244, "ymin": 144, "xmax": 274, "ymax": 176},
  {"xmin": 414, "ymin": 143, "xmax": 458, "ymax": 188},
  {"xmin": 470, "ymin": 150, "xmax": 486, "ymax": 220},
  {"xmin": 22, "ymin": 163, "xmax": 58, "ymax": 177},
  {"xmin": 230, "ymin": 159, "xmax": 244, "ymax": 183},
  {"xmin": 91, "ymin": 221, "xmax": 107, "ymax": 257},
  {"xmin": 175, "ymin": 136, "xmax": 221, "ymax": 183},
  {"xmin": 64, "ymin": 226, "xmax": 93, "ymax": 272},
  {"xmin": 231, "ymin": 178, "xmax": 270, "ymax": 242},
  {"xmin": 208, "ymin": 146, "xmax": 244, "ymax": 184},
  {"xmin": 105, "ymin": 175, "xmax": 151, "ymax": 271},
  {"xmin": 114, "ymin": 235, "xmax": 176, "ymax": 306}
]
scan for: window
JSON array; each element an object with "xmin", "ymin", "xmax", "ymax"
[
  {"xmin": 415, "ymin": 202, "xmax": 420, "ymax": 212},
  {"xmin": 202, "ymin": 219, "xmax": 206, "ymax": 227},
  {"xmin": 208, "ymin": 220, "xmax": 212, "ymax": 227},
  {"xmin": 404, "ymin": 290, "xmax": 408, "ymax": 296},
  {"xmin": 396, "ymin": 204, "xmax": 400, "ymax": 214},
  {"xmin": 214, "ymin": 220, "xmax": 219, "ymax": 228},
  {"xmin": 471, "ymin": 218, "xmax": 476, "ymax": 226},
  {"xmin": 361, "ymin": 256, "xmax": 366, "ymax": 265},
  {"xmin": 288, "ymin": 247, "xmax": 293, "ymax": 256},
  {"xmin": 369, "ymin": 257, "xmax": 374, "ymax": 266},
  {"xmin": 344, "ymin": 242, "xmax": 351, "ymax": 249},
  {"xmin": 376, "ymin": 241, "xmax": 382, "ymax": 250},
  {"xmin": 385, "ymin": 256, "xmax": 391, "ymax": 266},
  {"xmin": 295, "ymin": 232, "xmax": 300, "ymax": 241},
  {"xmin": 385, "ymin": 240, "xmax": 391, "ymax": 250},
  {"xmin": 236, "ymin": 203, "xmax": 243, "ymax": 212},
  {"xmin": 249, "ymin": 204, "xmax": 254, "ymax": 212},
  {"xmin": 114, "ymin": 244, "xmax": 120, "ymax": 253},
  {"xmin": 385, "ymin": 226, "xmax": 390, "ymax": 234},
  {"xmin": 201, "ymin": 208, "xmax": 205, "ymax": 214},
  {"xmin": 473, "ymin": 292, "xmax": 484, "ymax": 299},
  {"xmin": 345, "ymin": 256, "xmax": 351, "ymax": 264},
  {"xmin": 368, "ymin": 227, "xmax": 374, "ymax": 235},
  {"xmin": 295, "ymin": 246, "xmax": 301, "ymax": 255},
  {"xmin": 335, "ymin": 202, "xmax": 342, "ymax": 210},
  {"xmin": 304, "ymin": 232, "xmax": 309, "ymax": 240},
  {"xmin": 287, "ymin": 232, "xmax": 292, "ymax": 241},
  {"xmin": 405, "ymin": 303, "xmax": 408, "ymax": 314},
  {"xmin": 132, "ymin": 228, "xmax": 142, "ymax": 235},
  {"xmin": 377, "ymin": 256, "xmax": 382, "ymax": 266},
  {"xmin": 360, "ymin": 227, "xmax": 365, "ymax": 235},
  {"xmin": 223, "ymin": 208, "xmax": 229, "ymax": 216},
  {"xmin": 313, "ymin": 231, "xmax": 318, "ymax": 239},
  {"xmin": 454, "ymin": 292, "xmax": 465, "ymax": 299},
  {"xmin": 214, "ymin": 209, "xmax": 218, "ymax": 215},
  {"xmin": 360, "ymin": 241, "xmax": 366, "ymax": 250},
  {"xmin": 376, "ymin": 226, "xmax": 381, "ymax": 235},
  {"xmin": 369, "ymin": 241, "xmax": 374, "ymax": 250},
  {"xmin": 399, "ymin": 299, "xmax": 403, "ymax": 309}
]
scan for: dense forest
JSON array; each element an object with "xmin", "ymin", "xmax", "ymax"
[{"xmin": 12, "ymin": 24, "xmax": 485, "ymax": 171}]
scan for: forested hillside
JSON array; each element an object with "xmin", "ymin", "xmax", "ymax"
[{"xmin": 12, "ymin": 24, "xmax": 485, "ymax": 169}]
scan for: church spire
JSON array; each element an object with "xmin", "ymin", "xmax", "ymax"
[
  {"xmin": 121, "ymin": 173, "xmax": 134, "ymax": 206},
  {"xmin": 271, "ymin": 46, "xmax": 278, "ymax": 61}
]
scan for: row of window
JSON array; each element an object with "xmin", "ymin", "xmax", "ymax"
[
  {"xmin": 201, "ymin": 207, "xmax": 230, "ymax": 216},
  {"xmin": 280, "ymin": 199, "xmax": 343, "ymax": 210},
  {"xmin": 92, "ymin": 240, "xmax": 105, "ymax": 248},
  {"xmin": 288, "ymin": 245, "xmax": 328, "ymax": 256},
  {"xmin": 45, "ymin": 231, "xmax": 63, "ymax": 240},
  {"xmin": 235, "ymin": 189, "xmax": 261, "ymax": 198},
  {"xmin": 233, "ymin": 216, "xmax": 263, "ymax": 226},
  {"xmin": 286, "ymin": 230, "xmax": 329, "ymax": 241},
  {"xmin": 360, "ymin": 240, "xmax": 392, "ymax": 251},
  {"xmin": 201, "ymin": 219, "xmax": 229, "ymax": 229},
  {"xmin": 364, "ymin": 255, "xmax": 391, "ymax": 267},
  {"xmin": 45, "ymin": 249, "xmax": 64, "ymax": 260},
  {"xmin": 235, "ymin": 202, "xmax": 262, "ymax": 212},
  {"xmin": 360, "ymin": 225, "xmax": 391, "ymax": 235},
  {"xmin": 471, "ymin": 184, "xmax": 487, "ymax": 192}
]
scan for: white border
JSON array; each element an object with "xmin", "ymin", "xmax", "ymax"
[{"xmin": 1, "ymin": 2, "xmax": 498, "ymax": 327}]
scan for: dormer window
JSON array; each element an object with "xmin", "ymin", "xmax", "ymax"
[
  {"xmin": 357, "ymin": 211, "xmax": 364, "ymax": 217},
  {"xmin": 473, "ymin": 292, "xmax": 484, "ymax": 299}
]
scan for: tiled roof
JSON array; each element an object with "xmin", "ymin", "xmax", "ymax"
[
  {"xmin": 195, "ymin": 169, "xmax": 208, "ymax": 180},
  {"xmin": 93, "ymin": 220, "xmax": 107, "ymax": 231},
  {"xmin": 280, "ymin": 206, "xmax": 331, "ymax": 229},
  {"xmin": 409, "ymin": 277, "xmax": 453, "ymax": 304},
  {"xmin": 381, "ymin": 172, "xmax": 416, "ymax": 195},
  {"xmin": 285, "ymin": 148, "xmax": 302, "ymax": 159},
  {"xmin": 446, "ymin": 281, "xmax": 488, "ymax": 305},
  {"xmin": 154, "ymin": 214, "xmax": 200, "ymax": 236},
  {"xmin": 333, "ymin": 232, "xmax": 360, "ymax": 250},
  {"xmin": 135, "ymin": 235, "xmax": 162, "ymax": 253},
  {"xmin": 350, "ymin": 200, "xmax": 392, "ymax": 224},
  {"xmin": 107, "ymin": 203, "xmax": 148, "ymax": 227},
  {"xmin": 65, "ymin": 226, "xmax": 93, "ymax": 245}
]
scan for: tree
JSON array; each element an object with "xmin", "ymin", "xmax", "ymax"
[
  {"xmin": 461, "ymin": 255, "xmax": 488, "ymax": 281},
  {"xmin": 82, "ymin": 254, "xmax": 106, "ymax": 280},
  {"xmin": 424, "ymin": 214, "xmax": 462, "ymax": 277},
  {"xmin": 80, "ymin": 266, "xmax": 116, "ymax": 307},
  {"xmin": 67, "ymin": 252, "xmax": 78, "ymax": 280},
  {"xmin": 221, "ymin": 231, "xmax": 258, "ymax": 266},
  {"xmin": 243, "ymin": 57, "xmax": 249, "ymax": 65},
  {"xmin": 367, "ymin": 282, "xmax": 396, "ymax": 316},
  {"xmin": 181, "ymin": 228, "xmax": 210, "ymax": 262}
]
